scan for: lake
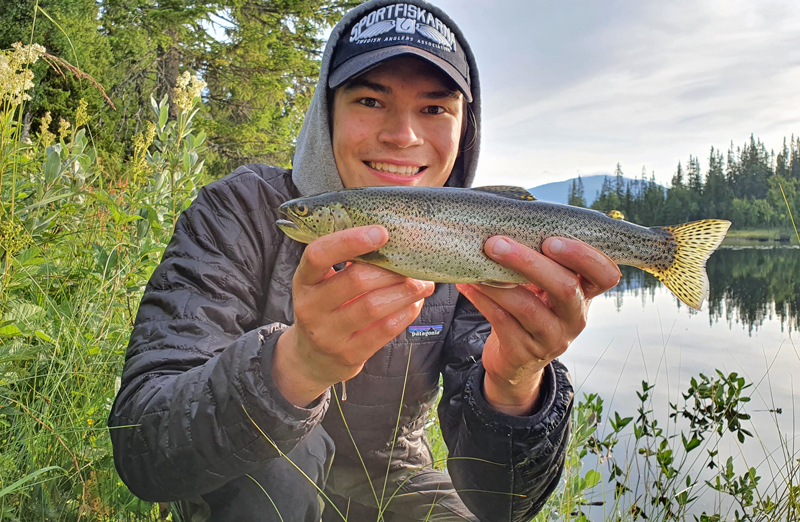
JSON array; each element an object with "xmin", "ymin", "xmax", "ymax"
[{"xmin": 560, "ymin": 243, "xmax": 800, "ymax": 518}]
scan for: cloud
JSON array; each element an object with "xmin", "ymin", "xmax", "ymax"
[{"xmin": 436, "ymin": 0, "xmax": 800, "ymax": 187}]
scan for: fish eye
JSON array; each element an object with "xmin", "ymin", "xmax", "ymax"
[{"xmin": 295, "ymin": 204, "xmax": 309, "ymax": 216}]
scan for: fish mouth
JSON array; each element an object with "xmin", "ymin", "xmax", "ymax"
[
  {"xmin": 276, "ymin": 209, "xmax": 320, "ymax": 244},
  {"xmin": 366, "ymin": 161, "xmax": 426, "ymax": 177}
]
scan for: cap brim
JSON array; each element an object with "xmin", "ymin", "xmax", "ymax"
[{"xmin": 328, "ymin": 46, "xmax": 472, "ymax": 103}]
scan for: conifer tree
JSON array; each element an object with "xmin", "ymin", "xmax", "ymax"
[
  {"xmin": 0, "ymin": 0, "xmax": 115, "ymax": 146},
  {"xmin": 704, "ymin": 147, "xmax": 732, "ymax": 219},
  {"xmin": 791, "ymin": 136, "xmax": 800, "ymax": 182},
  {"xmin": 776, "ymin": 138, "xmax": 791, "ymax": 180},
  {"xmin": 568, "ymin": 175, "xmax": 586, "ymax": 207},
  {"xmin": 614, "ymin": 162, "xmax": 625, "ymax": 201}
]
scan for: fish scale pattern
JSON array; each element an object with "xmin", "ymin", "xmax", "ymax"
[{"xmin": 278, "ymin": 186, "xmax": 731, "ymax": 310}]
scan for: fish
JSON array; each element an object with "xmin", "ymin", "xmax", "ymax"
[{"xmin": 276, "ymin": 185, "xmax": 731, "ymax": 310}]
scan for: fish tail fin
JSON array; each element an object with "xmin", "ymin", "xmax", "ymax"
[{"xmin": 643, "ymin": 219, "xmax": 731, "ymax": 310}]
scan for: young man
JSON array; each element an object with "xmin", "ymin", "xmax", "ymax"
[{"xmin": 109, "ymin": 1, "xmax": 621, "ymax": 520}]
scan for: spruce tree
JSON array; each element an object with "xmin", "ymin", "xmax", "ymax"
[
  {"xmin": 568, "ymin": 175, "xmax": 586, "ymax": 207},
  {"xmin": 791, "ymin": 136, "xmax": 800, "ymax": 182},
  {"xmin": 0, "ymin": 0, "xmax": 116, "ymax": 149}
]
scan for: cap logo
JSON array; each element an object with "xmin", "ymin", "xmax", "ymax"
[{"xmin": 350, "ymin": 4, "xmax": 456, "ymax": 52}]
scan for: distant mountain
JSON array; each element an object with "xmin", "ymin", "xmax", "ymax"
[{"xmin": 528, "ymin": 174, "xmax": 665, "ymax": 205}]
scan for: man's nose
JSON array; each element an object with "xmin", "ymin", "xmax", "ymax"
[{"xmin": 377, "ymin": 110, "xmax": 423, "ymax": 148}]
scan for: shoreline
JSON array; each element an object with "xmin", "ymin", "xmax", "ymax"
[{"xmin": 723, "ymin": 228, "xmax": 798, "ymax": 246}]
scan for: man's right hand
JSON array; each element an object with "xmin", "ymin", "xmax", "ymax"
[{"xmin": 273, "ymin": 225, "xmax": 435, "ymax": 408}]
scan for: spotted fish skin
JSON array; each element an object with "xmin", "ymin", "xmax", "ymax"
[{"xmin": 276, "ymin": 186, "xmax": 731, "ymax": 310}]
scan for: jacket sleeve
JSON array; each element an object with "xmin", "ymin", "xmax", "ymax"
[
  {"xmin": 438, "ymin": 293, "xmax": 573, "ymax": 522},
  {"xmin": 108, "ymin": 167, "xmax": 328, "ymax": 502}
]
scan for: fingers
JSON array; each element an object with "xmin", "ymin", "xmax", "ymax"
[
  {"xmin": 295, "ymin": 226, "xmax": 388, "ymax": 286},
  {"xmin": 457, "ymin": 283, "xmax": 553, "ymax": 366},
  {"xmin": 314, "ymin": 262, "xmax": 410, "ymax": 312},
  {"xmin": 349, "ymin": 298, "xmax": 426, "ymax": 356},
  {"xmin": 541, "ymin": 237, "xmax": 621, "ymax": 299},
  {"xmin": 333, "ymin": 277, "xmax": 434, "ymax": 335},
  {"xmin": 484, "ymin": 236, "xmax": 585, "ymax": 320}
]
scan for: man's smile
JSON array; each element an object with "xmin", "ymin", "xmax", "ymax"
[{"xmin": 365, "ymin": 161, "xmax": 426, "ymax": 176}]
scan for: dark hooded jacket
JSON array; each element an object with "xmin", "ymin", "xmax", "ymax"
[{"xmin": 108, "ymin": 1, "xmax": 574, "ymax": 520}]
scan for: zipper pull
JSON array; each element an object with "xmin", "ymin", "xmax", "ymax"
[{"xmin": 341, "ymin": 380, "xmax": 347, "ymax": 401}]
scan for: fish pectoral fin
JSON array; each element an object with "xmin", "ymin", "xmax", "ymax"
[
  {"xmin": 478, "ymin": 280, "xmax": 519, "ymax": 289},
  {"xmin": 471, "ymin": 186, "xmax": 536, "ymax": 201}
]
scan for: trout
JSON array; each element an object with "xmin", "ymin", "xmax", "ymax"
[{"xmin": 276, "ymin": 185, "xmax": 731, "ymax": 310}]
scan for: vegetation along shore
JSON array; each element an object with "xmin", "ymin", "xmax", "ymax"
[{"xmin": 1, "ymin": 2, "xmax": 798, "ymax": 520}]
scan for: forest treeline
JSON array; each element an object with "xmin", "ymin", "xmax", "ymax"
[
  {"xmin": 0, "ymin": 0, "xmax": 361, "ymax": 178},
  {"xmin": 568, "ymin": 135, "xmax": 800, "ymax": 229}
]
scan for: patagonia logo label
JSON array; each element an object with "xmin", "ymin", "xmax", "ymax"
[{"xmin": 407, "ymin": 324, "xmax": 443, "ymax": 340}]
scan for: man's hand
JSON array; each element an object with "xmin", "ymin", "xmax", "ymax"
[
  {"xmin": 274, "ymin": 225, "xmax": 435, "ymax": 408},
  {"xmin": 456, "ymin": 237, "xmax": 621, "ymax": 416}
]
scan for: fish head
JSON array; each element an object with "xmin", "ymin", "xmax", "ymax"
[{"xmin": 277, "ymin": 195, "xmax": 355, "ymax": 244}]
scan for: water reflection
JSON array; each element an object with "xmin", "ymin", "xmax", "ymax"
[
  {"xmin": 610, "ymin": 246, "xmax": 800, "ymax": 333},
  {"xmin": 563, "ymin": 245, "xmax": 800, "ymax": 518}
]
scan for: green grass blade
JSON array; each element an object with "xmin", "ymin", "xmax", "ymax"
[
  {"xmin": 0, "ymin": 466, "xmax": 64, "ymax": 498},
  {"xmin": 779, "ymin": 183, "xmax": 799, "ymax": 245}
]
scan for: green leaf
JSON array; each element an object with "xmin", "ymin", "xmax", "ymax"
[
  {"xmin": 0, "ymin": 466, "xmax": 64, "ymax": 498},
  {"xmin": 34, "ymin": 330, "xmax": 57, "ymax": 345},
  {"xmin": 0, "ymin": 321, "xmax": 22, "ymax": 337},
  {"xmin": 43, "ymin": 151, "xmax": 62, "ymax": 185},
  {"xmin": 684, "ymin": 435, "xmax": 701, "ymax": 452},
  {"xmin": 159, "ymin": 104, "xmax": 169, "ymax": 129},
  {"xmin": 584, "ymin": 469, "xmax": 601, "ymax": 488}
]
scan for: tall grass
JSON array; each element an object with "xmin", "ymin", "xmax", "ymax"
[
  {"xmin": 1, "ymin": 40, "xmax": 799, "ymax": 521},
  {"xmin": 0, "ymin": 42, "xmax": 206, "ymax": 519}
]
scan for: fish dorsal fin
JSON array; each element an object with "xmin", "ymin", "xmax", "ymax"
[{"xmin": 470, "ymin": 186, "xmax": 536, "ymax": 201}]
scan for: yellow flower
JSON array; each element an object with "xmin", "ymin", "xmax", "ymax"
[
  {"xmin": 75, "ymin": 99, "xmax": 89, "ymax": 128},
  {"xmin": 0, "ymin": 218, "xmax": 32, "ymax": 257},
  {"xmin": 38, "ymin": 111, "xmax": 55, "ymax": 147},
  {"xmin": 58, "ymin": 118, "xmax": 71, "ymax": 139}
]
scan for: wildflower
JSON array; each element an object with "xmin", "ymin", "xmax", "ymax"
[
  {"xmin": 58, "ymin": 118, "xmax": 71, "ymax": 139},
  {"xmin": 172, "ymin": 71, "xmax": 207, "ymax": 112},
  {"xmin": 0, "ymin": 43, "xmax": 45, "ymax": 107},
  {"xmin": 11, "ymin": 42, "xmax": 46, "ymax": 65},
  {"xmin": 131, "ymin": 121, "xmax": 156, "ymax": 179},
  {"xmin": 0, "ymin": 218, "xmax": 32, "ymax": 257},
  {"xmin": 38, "ymin": 111, "xmax": 55, "ymax": 147},
  {"xmin": 75, "ymin": 99, "xmax": 89, "ymax": 128}
]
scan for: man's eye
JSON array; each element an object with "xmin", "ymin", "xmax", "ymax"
[
  {"xmin": 358, "ymin": 98, "xmax": 382, "ymax": 108},
  {"xmin": 423, "ymin": 106, "xmax": 446, "ymax": 115}
]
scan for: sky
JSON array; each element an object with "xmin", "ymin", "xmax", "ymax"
[{"xmin": 430, "ymin": 0, "xmax": 800, "ymax": 188}]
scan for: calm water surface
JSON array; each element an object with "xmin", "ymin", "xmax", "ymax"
[{"xmin": 560, "ymin": 244, "xmax": 800, "ymax": 516}]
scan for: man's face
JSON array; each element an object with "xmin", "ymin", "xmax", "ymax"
[{"xmin": 331, "ymin": 56, "xmax": 465, "ymax": 188}]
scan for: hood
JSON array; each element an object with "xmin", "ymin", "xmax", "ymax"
[{"xmin": 291, "ymin": 0, "xmax": 482, "ymax": 196}]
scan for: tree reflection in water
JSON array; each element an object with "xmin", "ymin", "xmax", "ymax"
[{"xmin": 610, "ymin": 246, "xmax": 800, "ymax": 334}]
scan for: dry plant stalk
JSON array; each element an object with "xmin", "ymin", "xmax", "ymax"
[{"xmin": 40, "ymin": 52, "xmax": 116, "ymax": 109}]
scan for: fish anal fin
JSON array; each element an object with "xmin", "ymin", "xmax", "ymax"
[
  {"xmin": 645, "ymin": 219, "xmax": 731, "ymax": 310},
  {"xmin": 471, "ymin": 186, "xmax": 536, "ymax": 201},
  {"xmin": 479, "ymin": 280, "xmax": 519, "ymax": 289},
  {"xmin": 357, "ymin": 250, "xmax": 391, "ymax": 265}
]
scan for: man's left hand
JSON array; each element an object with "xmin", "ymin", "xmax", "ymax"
[{"xmin": 456, "ymin": 236, "xmax": 621, "ymax": 416}]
